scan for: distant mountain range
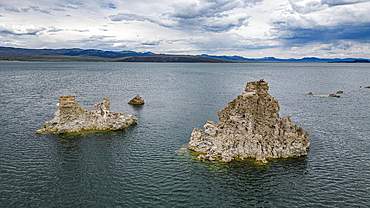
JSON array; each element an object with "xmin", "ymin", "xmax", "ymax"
[
  {"xmin": 198, "ymin": 54, "xmax": 370, "ymax": 63},
  {"xmin": 0, "ymin": 47, "xmax": 230, "ymax": 63},
  {"xmin": 0, "ymin": 46, "xmax": 368, "ymax": 63}
]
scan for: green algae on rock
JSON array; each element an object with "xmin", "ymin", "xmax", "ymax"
[
  {"xmin": 36, "ymin": 95, "xmax": 137, "ymax": 134},
  {"xmin": 188, "ymin": 81, "xmax": 310, "ymax": 163}
]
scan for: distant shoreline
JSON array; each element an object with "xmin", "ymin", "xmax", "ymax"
[
  {"xmin": 1, "ymin": 46, "xmax": 369, "ymax": 63},
  {"xmin": 327, "ymin": 59, "xmax": 370, "ymax": 63}
]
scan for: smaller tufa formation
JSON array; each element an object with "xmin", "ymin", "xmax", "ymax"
[
  {"xmin": 128, "ymin": 94, "xmax": 145, "ymax": 105},
  {"xmin": 36, "ymin": 95, "xmax": 137, "ymax": 134},
  {"xmin": 188, "ymin": 81, "xmax": 310, "ymax": 163}
]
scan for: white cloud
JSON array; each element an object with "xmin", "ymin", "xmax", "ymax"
[
  {"xmin": 0, "ymin": 0, "xmax": 369, "ymax": 58},
  {"xmin": 0, "ymin": 24, "xmax": 45, "ymax": 35}
]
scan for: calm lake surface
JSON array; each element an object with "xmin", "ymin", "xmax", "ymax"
[{"xmin": 1, "ymin": 62, "xmax": 369, "ymax": 207}]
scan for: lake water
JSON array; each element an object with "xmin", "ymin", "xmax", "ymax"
[{"xmin": 0, "ymin": 62, "xmax": 369, "ymax": 207}]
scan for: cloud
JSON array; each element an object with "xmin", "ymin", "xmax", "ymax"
[
  {"xmin": 28, "ymin": 6, "xmax": 51, "ymax": 14},
  {"xmin": 21, "ymin": 8, "xmax": 30, "ymax": 12},
  {"xmin": 14, "ymin": 5, "xmax": 53, "ymax": 14},
  {"xmin": 71, "ymin": 29, "xmax": 90, "ymax": 32},
  {"xmin": 1, "ymin": 0, "xmax": 369, "ymax": 58},
  {"xmin": 52, "ymin": 8, "xmax": 66, "ymax": 12},
  {"xmin": 70, "ymin": 35, "xmax": 117, "ymax": 43},
  {"xmin": 271, "ymin": 1, "xmax": 370, "ymax": 47},
  {"xmin": 102, "ymin": 2, "xmax": 116, "ymax": 9},
  {"xmin": 55, "ymin": 2, "xmax": 85, "ymax": 10},
  {"xmin": 5, "ymin": 6, "xmax": 20, "ymax": 12},
  {"xmin": 66, "ymin": 35, "xmax": 132, "ymax": 50},
  {"xmin": 47, "ymin": 27, "xmax": 64, "ymax": 33},
  {"xmin": 109, "ymin": 0, "xmax": 262, "ymax": 33},
  {"xmin": 0, "ymin": 24, "xmax": 45, "ymax": 35},
  {"xmin": 289, "ymin": 0, "xmax": 327, "ymax": 14},
  {"xmin": 141, "ymin": 38, "xmax": 162, "ymax": 46},
  {"xmin": 321, "ymin": 0, "xmax": 368, "ymax": 6},
  {"xmin": 110, "ymin": 13, "xmax": 150, "ymax": 22}
]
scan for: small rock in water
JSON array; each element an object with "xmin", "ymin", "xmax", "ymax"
[
  {"xmin": 36, "ymin": 95, "xmax": 137, "ymax": 134},
  {"xmin": 329, "ymin": 94, "xmax": 340, "ymax": 98},
  {"xmin": 128, "ymin": 94, "xmax": 145, "ymax": 105},
  {"xmin": 188, "ymin": 81, "xmax": 310, "ymax": 163},
  {"xmin": 336, "ymin": 91, "xmax": 344, "ymax": 94},
  {"xmin": 307, "ymin": 92, "xmax": 313, "ymax": 95}
]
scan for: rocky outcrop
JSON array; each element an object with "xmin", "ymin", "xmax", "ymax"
[
  {"xmin": 128, "ymin": 94, "xmax": 145, "ymax": 105},
  {"xmin": 329, "ymin": 94, "xmax": 340, "ymax": 98},
  {"xmin": 188, "ymin": 81, "xmax": 310, "ymax": 163},
  {"xmin": 36, "ymin": 95, "xmax": 137, "ymax": 134}
]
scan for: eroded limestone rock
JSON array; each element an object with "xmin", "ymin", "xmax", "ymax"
[
  {"xmin": 188, "ymin": 81, "xmax": 310, "ymax": 163},
  {"xmin": 36, "ymin": 95, "xmax": 137, "ymax": 134},
  {"xmin": 128, "ymin": 94, "xmax": 145, "ymax": 105}
]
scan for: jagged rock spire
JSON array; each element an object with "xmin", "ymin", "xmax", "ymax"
[{"xmin": 188, "ymin": 81, "xmax": 310, "ymax": 163}]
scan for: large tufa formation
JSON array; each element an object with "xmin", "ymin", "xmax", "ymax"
[
  {"xmin": 36, "ymin": 95, "xmax": 137, "ymax": 134},
  {"xmin": 188, "ymin": 81, "xmax": 310, "ymax": 163}
]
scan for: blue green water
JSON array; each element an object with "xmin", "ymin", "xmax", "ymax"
[{"xmin": 1, "ymin": 62, "xmax": 369, "ymax": 207}]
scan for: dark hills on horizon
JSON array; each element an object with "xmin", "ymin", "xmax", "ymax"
[
  {"xmin": 0, "ymin": 46, "xmax": 368, "ymax": 63},
  {"xmin": 0, "ymin": 47, "xmax": 230, "ymax": 63}
]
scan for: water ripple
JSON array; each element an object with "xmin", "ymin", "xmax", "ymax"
[{"xmin": 1, "ymin": 62, "xmax": 369, "ymax": 207}]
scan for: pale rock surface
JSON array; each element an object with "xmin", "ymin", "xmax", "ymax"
[
  {"xmin": 36, "ymin": 95, "xmax": 137, "ymax": 134},
  {"xmin": 128, "ymin": 94, "xmax": 145, "ymax": 105},
  {"xmin": 188, "ymin": 81, "xmax": 310, "ymax": 163}
]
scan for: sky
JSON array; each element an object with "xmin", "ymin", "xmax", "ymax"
[{"xmin": 0, "ymin": 0, "xmax": 370, "ymax": 58}]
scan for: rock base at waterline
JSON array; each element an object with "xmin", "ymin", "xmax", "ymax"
[
  {"xmin": 188, "ymin": 81, "xmax": 310, "ymax": 163},
  {"xmin": 36, "ymin": 95, "xmax": 137, "ymax": 134}
]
